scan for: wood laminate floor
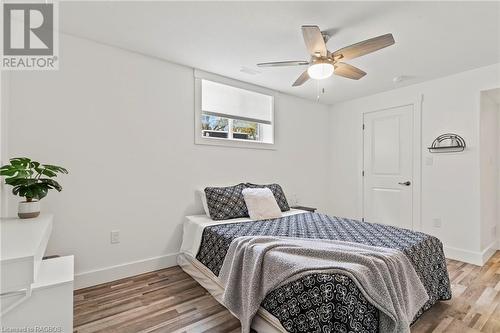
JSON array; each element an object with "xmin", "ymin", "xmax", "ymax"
[{"xmin": 74, "ymin": 251, "xmax": 500, "ymax": 333}]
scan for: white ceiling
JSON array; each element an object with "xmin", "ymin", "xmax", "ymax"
[{"xmin": 60, "ymin": 1, "xmax": 500, "ymax": 104}]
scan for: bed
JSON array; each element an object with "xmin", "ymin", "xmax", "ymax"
[{"xmin": 178, "ymin": 208, "xmax": 451, "ymax": 333}]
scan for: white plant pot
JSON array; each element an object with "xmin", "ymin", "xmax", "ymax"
[{"xmin": 18, "ymin": 200, "xmax": 41, "ymax": 219}]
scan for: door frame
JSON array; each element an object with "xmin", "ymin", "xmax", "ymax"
[{"xmin": 359, "ymin": 95, "xmax": 423, "ymax": 231}]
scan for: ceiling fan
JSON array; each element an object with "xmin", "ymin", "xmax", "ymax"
[{"xmin": 257, "ymin": 26, "xmax": 395, "ymax": 86}]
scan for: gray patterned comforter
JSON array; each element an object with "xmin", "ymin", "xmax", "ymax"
[{"xmin": 195, "ymin": 212, "xmax": 451, "ymax": 333}]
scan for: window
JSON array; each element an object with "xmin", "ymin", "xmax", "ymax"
[
  {"xmin": 195, "ymin": 71, "xmax": 274, "ymax": 149},
  {"xmin": 201, "ymin": 114, "xmax": 229, "ymax": 138},
  {"xmin": 232, "ymin": 119, "xmax": 260, "ymax": 141}
]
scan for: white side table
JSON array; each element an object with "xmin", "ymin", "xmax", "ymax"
[{"xmin": 1, "ymin": 215, "xmax": 74, "ymax": 332}]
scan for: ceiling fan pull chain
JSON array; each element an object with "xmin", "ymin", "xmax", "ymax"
[{"xmin": 316, "ymin": 82, "xmax": 326, "ymax": 102}]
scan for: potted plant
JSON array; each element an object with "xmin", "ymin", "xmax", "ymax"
[{"xmin": 0, "ymin": 157, "xmax": 68, "ymax": 219}]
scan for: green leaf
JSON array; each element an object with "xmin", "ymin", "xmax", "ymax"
[
  {"xmin": 30, "ymin": 184, "xmax": 48, "ymax": 200},
  {"xmin": 5, "ymin": 178, "xmax": 37, "ymax": 186},
  {"xmin": 41, "ymin": 169, "xmax": 57, "ymax": 178},
  {"xmin": 0, "ymin": 165, "xmax": 15, "ymax": 170},
  {"xmin": 42, "ymin": 164, "xmax": 68, "ymax": 174},
  {"xmin": 12, "ymin": 185, "xmax": 21, "ymax": 195},
  {"xmin": 0, "ymin": 166, "xmax": 18, "ymax": 177},
  {"xmin": 39, "ymin": 178, "xmax": 62, "ymax": 191},
  {"xmin": 34, "ymin": 166, "xmax": 44, "ymax": 175},
  {"xmin": 14, "ymin": 170, "xmax": 31, "ymax": 179},
  {"xmin": 15, "ymin": 185, "xmax": 32, "ymax": 198},
  {"xmin": 10, "ymin": 157, "xmax": 31, "ymax": 167},
  {"xmin": 29, "ymin": 161, "xmax": 40, "ymax": 169}
]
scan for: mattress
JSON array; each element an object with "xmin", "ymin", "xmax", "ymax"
[
  {"xmin": 181, "ymin": 211, "xmax": 452, "ymax": 333},
  {"xmin": 180, "ymin": 208, "xmax": 306, "ymax": 258}
]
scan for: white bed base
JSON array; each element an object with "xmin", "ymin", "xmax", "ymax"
[{"xmin": 177, "ymin": 253, "xmax": 286, "ymax": 333}]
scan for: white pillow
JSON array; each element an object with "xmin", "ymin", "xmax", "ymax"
[
  {"xmin": 197, "ymin": 189, "xmax": 211, "ymax": 217},
  {"xmin": 242, "ymin": 188, "xmax": 282, "ymax": 220}
]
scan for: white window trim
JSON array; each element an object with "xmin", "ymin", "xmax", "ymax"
[{"xmin": 194, "ymin": 69, "xmax": 276, "ymax": 150}]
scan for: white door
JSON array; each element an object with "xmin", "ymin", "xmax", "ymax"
[{"xmin": 363, "ymin": 105, "xmax": 413, "ymax": 229}]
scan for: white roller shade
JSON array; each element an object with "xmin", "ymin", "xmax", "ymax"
[{"xmin": 201, "ymin": 79, "xmax": 273, "ymax": 124}]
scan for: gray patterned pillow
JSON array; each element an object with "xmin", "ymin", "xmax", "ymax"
[
  {"xmin": 204, "ymin": 183, "xmax": 249, "ymax": 220},
  {"xmin": 246, "ymin": 183, "xmax": 290, "ymax": 212}
]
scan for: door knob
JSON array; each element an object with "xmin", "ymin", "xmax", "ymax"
[{"xmin": 398, "ymin": 181, "xmax": 411, "ymax": 186}]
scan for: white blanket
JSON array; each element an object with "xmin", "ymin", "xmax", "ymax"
[{"xmin": 219, "ymin": 236, "xmax": 429, "ymax": 333}]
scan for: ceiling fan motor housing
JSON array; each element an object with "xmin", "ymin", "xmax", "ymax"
[{"xmin": 321, "ymin": 32, "xmax": 331, "ymax": 43}]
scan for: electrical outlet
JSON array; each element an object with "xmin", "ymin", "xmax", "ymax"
[
  {"xmin": 110, "ymin": 230, "xmax": 120, "ymax": 244},
  {"xmin": 432, "ymin": 218, "xmax": 442, "ymax": 228}
]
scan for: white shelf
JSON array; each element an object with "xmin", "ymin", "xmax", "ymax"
[
  {"xmin": 1, "ymin": 215, "xmax": 53, "ymax": 292},
  {"xmin": 1, "ymin": 256, "xmax": 74, "ymax": 332},
  {"xmin": 1, "ymin": 215, "xmax": 74, "ymax": 332}
]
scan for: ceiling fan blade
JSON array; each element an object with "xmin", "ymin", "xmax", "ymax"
[
  {"xmin": 292, "ymin": 70, "xmax": 310, "ymax": 86},
  {"xmin": 301, "ymin": 25, "xmax": 327, "ymax": 57},
  {"xmin": 334, "ymin": 62, "xmax": 367, "ymax": 80},
  {"xmin": 257, "ymin": 61, "xmax": 309, "ymax": 67},
  {"xmin": 333, "ymin": 33, "xmax": 395, "ymax": 61}
]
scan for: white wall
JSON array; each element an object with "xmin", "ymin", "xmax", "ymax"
[
  {"xmin": 3, "ymin": 34, "xmax": 330, "ymax": 288},
  {"xmin": 328, "ymin": 64, "xmax": 500, "ymax": 265},
  {"xmin": 0, "ymin": 72, "xmax": 10, "ymax": 218},
  {"xmin": 480, "ymin": 91, "xmax": 499, "ymax": 251}
]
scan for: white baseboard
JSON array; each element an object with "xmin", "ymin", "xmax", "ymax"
[
  {"xmin": 74, "ymin": 252, "xmax": 179, "ymax": 289},
  {"xmin": 444, "ymin": 241, "xmax": 497, "ymax": 266},
  {"xmin": 483, "ymin": 240, "xmax": 498, "ymax": 264},
  {"xmin": 444, "ymin": 246, "xmax": 483, "ymax": 265}
]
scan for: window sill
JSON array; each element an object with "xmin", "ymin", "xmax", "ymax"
[{"xmin": 195, "ymin": 135, "xmax": 276, "ymax": 150}]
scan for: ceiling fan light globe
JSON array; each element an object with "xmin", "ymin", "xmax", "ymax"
[{"xmin": 307, "ymin": 63, "xmax": 334, "ymax": 80}]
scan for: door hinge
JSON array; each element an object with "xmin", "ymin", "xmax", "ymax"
[
  {"xmin": 362, "ymin": 170, "xmax": 365, "ymax": 177},
  {"xmin": 362, "ymin": 217, "xmax": 365, "ymax": 222},
  {"xmin": 362, "ymin": 124, "xmax": 365, "ymax": 130}
]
